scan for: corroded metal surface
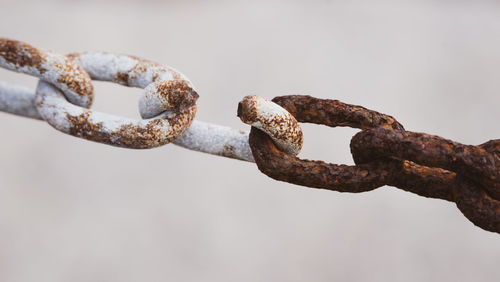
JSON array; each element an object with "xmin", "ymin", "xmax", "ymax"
[
  {"xmin": 67, "ymin": 52, "xmax": 193, "ymax": 120},
  {"xmin": 238, "ymin": 95, "xmax": 303, "ymax": 155},
  {"xmin": 0, "ymin": 38, "xmax": 94, "ymax": 107},
  {"xmin": 35, "ymin": 52, "xmax": 199, "ymax": 149},
  {"xmin": 2, "ymin": 37, "xmax": 500, "ymax": 234},
  {"xmin": 351, "ymin": 128, "xmax": 500, "ymax": 199},
  {"xmin": 245, "ymin": 95, "xmax": 500, "ymax": 233},
  {"xmin": 0, "ymin": 39, "xmax": 275, "ymax": 159},
  {"xmin": 271, "ymin": 95, "xmax": 404, "ymax": 131},
  {"xmin": 0, "ymin": 78, "xmax": 257, "ymax": 160}
]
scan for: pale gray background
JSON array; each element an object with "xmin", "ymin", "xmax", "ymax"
[{"xmin": 1, "ymin": 0, "xmax": 499, "ymax": 281}]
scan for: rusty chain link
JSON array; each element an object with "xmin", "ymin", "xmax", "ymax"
[
  {"xmin": 1, "ymin": 38, "xmax": 499, "ymax": 234},
  {"xmin": 240, "ymin": 95, "xmax": 500, "ymax": 233}
]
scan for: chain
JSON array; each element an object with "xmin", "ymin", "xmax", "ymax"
[
  {"xmin": 1, "ymin": 38, "xmax": 499, "ymax": 234},
  {"xmin": 0, "ymin": 38, "xmax": 302, "ymax": 161},
  {"xmin": 241, "ymin": 95, "xmax": 500, "ymax": 233}
]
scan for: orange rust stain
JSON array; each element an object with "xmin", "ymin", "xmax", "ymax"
[
  {"xmin": 112, "ymin": 119, "xmax": 166, "ymax": 148},
  {"xmin": 67, "ymin": 111, "xmax": 108, "ymax": 143},
  {"xmin": 155, "ymin": 80, "xmax": 198, "ymax": 111},
  {"xmin": 115, "ymin": 72, "xmax": 130, "ymax": 86},
  {"xmin": 66, "ymin": 111, "xmax": 169, "ymax": 149},
  {"xmin": 57, "ymin": 56, "xmax": 94, "ymax": 99},
  {"xmin": 222, "ymin": 144, "xmax": 238, "ymax": 159},
  {"xmin": 0, "ymin": 38, "xmax": 46, "ymax": 72},
  {"xmin": 237, "ymin": 97, "xmax": 258, "ymax": 123}
]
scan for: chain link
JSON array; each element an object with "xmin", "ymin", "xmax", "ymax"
[
  {"xmin": 241, "ymin": 95, "xmax": 500, "ymax": 233},
  {"xmin": 0, "ymin": 38, "xmax": 93, "ymax": 107},
  {"xmin": 1, "ymin": 38, "xmax": 499, "ymax": 234},
  {"xmin": 36, "ymin": 52, "xmax": 199, "ymax": 149},
  {"xmin": 0, "ymin": 38, "xmax": 301, "ymax": 159}
]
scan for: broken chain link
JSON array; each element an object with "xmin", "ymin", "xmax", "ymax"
[{"xmin": 1, "ymin": 38, "xmax": 499, "ymax": 234}]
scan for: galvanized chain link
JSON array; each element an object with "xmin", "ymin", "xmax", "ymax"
[{"xmin": 1, "ymin": 38, "xmax": 500, "ymax": 234}]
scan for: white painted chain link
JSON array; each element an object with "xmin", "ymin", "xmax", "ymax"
[{"xmin": 0, "ymin": 38, "xmax": 303, "ymax": 162}]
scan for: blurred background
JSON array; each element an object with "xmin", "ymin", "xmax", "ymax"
[{"xmin": 1, "ymin": 0, "xmax": 500, "ymax": 281}]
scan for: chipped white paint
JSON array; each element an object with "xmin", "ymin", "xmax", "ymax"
[
  {"xmin": 238, "ymin": 95, "xmax": 303, "ymax": 155},
  {"xmin": 139, "ymin": 80, "xmax": 197, "ymax": 119}
]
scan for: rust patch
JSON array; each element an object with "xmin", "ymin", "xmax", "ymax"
[
  {"xmin": 0, "ymin": 38, "xmax": 45, "ymax": 71},
  {"xmin": 115, "ymin": 72, "xmax": 130, "ymax": 86},
  {"xmin": 237, "ymin": 96, "xmax": 258, "ymax": 123},
  {"xmin": 0, "ymin": 40, "xmax": 94, "ymax": 107},
  {"xmin": 222, "ymin": 144, "xmax": 239, "ymax": 159},
  {"xmin": 262, "ymin": 107, "xmax": 303, "ymax": 150},
  {"xmin": 155, "ymin": 80, "xmax": 199, "ymax": 111},
  {"xmin": 238, "ymin": 95, "xmax": 303, "ymax": 154},
  {"xmin": 130, "ymin": 59, "xmax": 152, "ymax": 73},
  {"xmin": 67, "ymin": 110, "xmax": 108, "ymax": 144},
  {"xmin": 57, "ymin": 56, "xmax": 94, "ymax": 100},
  {"xmin": 66, "ymin": 105, "xmax": 196, "ymax": 149},
  {"xmin": 112, "ymin": 119, "xmax": 165, "ymax": 148}
]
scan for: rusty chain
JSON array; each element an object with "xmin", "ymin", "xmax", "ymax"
[
  {"xmin": 1, "ymin": 38, "xmax": 499, "ymax": 234},
  {"xmin": 242, "ymin": 95, "xmax": 500, "ymax": 233}
]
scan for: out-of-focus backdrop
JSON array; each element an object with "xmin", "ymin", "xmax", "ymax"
[{"xmin": 1, "ymin": 0, "xmax": 500, "ymax": 281}]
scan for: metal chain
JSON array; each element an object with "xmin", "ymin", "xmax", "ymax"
[
  {"xmin": 1, "ymin": 38, "xmax": 500, "ymax": 234},
  {"xmin": 240, "ymin": 95, "xmax": 500, "ymax": 233},
  {"xmin": 0, "ymin": 38, "xmax": 302, "ymax": 161}
]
